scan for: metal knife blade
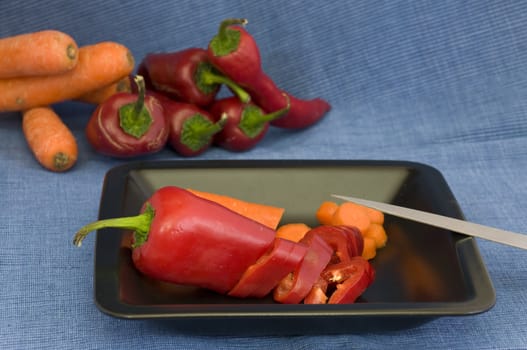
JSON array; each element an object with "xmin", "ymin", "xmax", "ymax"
[{"xmin": 331, "ymin": 194, "xmax": 527, "ymax": 250}]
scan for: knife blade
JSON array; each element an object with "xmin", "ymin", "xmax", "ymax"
[{"xmin": 331, "ymin": 194, "xmax": 527, "ymax": 250}]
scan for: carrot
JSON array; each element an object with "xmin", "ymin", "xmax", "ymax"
[
  {"xmin": 187, "ymin": 188, "xmax": 285, "ymax": 229},
  {"xmin": 362, "ymin": 237, "xmax": 377, "ymax": 260},
  {"xmin": 0, "ymin": 41, "xmax": 135, "ymax": 112},
  {"xmin": 330, "ymin": 201, "xmax": 371, "ymax": 234},
  {"xmin": 364, "ymin": 206, "xmax": 384, "ymax": 225},
  {"xmin": 0, "ymin": 30, "xmax": 78, "ymax": 79},
  {"xmin": 275, "ymin": 223, "xmax": 311, "ymax": 242},
  {"xmin": 22, "ymin": 107, "xmax": 78, "ymax": 172},
  {"xmin": 315, "ymin": 201, "xmax": 339, "ymax": 225},
  {"xmin": 364, "ymin": 223, "xmax": 388, "ymax": 248},
  {"xmin": 76, "ymin": 75, "xmax": 132, "ymax": 104}
]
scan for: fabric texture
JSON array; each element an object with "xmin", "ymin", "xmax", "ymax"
[{"xmin": 1, "ymin": 0, "xmax": 526, "ymax": 349}]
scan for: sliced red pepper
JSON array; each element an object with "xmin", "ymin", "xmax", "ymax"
[
  {"xmin": 228, "ymin": 237, "xmax": 308, "ymax": 298},
  {"xmin": 302, "ymin": 225, "xmax": 363, "ymax": 264},
  {"xmin": 273, "ymin": 234, "xmax": 333, "ymax": 304},
  {"xmin": 320, "ymin": 257, "xmax": 375, "ymax": 304}
]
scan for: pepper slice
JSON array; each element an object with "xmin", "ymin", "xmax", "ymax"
[
  {"xmin": 228, "ymin": 237, "xmax": 308, "ymax": 298},
  {"xmin": 273, "ymin": 234, "xmax": 333, "ymax": 304},
  {"xmin": 307, "ymin": 257, "xmax": 375, "ymax": 304},
  {"xmin": 302, "ymin": 225, "xmax": 363, "ymax": 264}
]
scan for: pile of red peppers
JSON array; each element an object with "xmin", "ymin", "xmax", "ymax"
[
  {"xmin": 85, "ymin": 18, "xmax": 331, "ymax": 158},
  {"xmin": 74, "ymin": 186, "xmax": 375, "ymax": 304}
]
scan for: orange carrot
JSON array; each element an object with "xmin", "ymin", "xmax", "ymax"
[
  {"xmin": 362, "ymin": 237, "xmax": 377, "ymax": 260},
  {"xmin": 76, "ymin": 75, "xmax": 132, "ymax": 104},
  {"xmin": 275, "ymin": 223, "xmax": 311, "ymax": 242},
  {"xmin": 330, "ymin": 201, "xmax": 371, "ymax": 234},
  {"xmin": 22, "ymin": 107, "xmax": 77, "ymax": 172},
  {"xmin": 364, "ymin": 223, "xmax": 388, "ymax": 248},
  {"xmin": 0, "ymin": 30, "xmax": 78, "ymax": 78},
  {"xmin": 0, "ymin": 41, "xmax": 135, "ymax": 112},
  {"xmin": 315, "ymin": 201, "xmax": 339, "ymax": 225},
  {"xmin": 363, "ymin": 206, "xmax": 384, "ymax": 225},
  {"xmin": 187, "ymin": 188, "xmax": 285, "ymax": 229}
]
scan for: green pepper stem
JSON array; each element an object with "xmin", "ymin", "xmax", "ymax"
[
  {"xmin": 119, "ymin": 75, "xmax": 153, "ymax": 139},
  {"xmin": 256, "ymin": 93, "xmax": 291, "ymax": 123},
  {"xmin": 217, "ymin": 18, "xmax": 248, "ymax": 41},
  {"xmin": 200, "ymin": 69, "xmax": 251, "ymax": 103},
  {"xmin": 132, "ymin": 75, "xmax": 146, "ymax": 117},
  {"xmin": 73, "ymin": 204, "xmax": 154, "ymax": 248}
]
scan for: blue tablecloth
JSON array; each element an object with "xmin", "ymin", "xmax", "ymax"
[{"xmin": 1, "ymin": 1, "xmax": 526, "ymax": 349}]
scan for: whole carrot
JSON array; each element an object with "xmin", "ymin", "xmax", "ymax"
[
  {"xmin": 0, "ymin": 41, "xmax": 135, "ymax": 112},
  {"xmin": 76, "ymin": 75, "xmax": 132, "ymax": 104},
  {"xmin": 22, "ymin": 107, "xmax": 78, "ymax": 172},
  {"xmin": 0, "ymin": 30, "xmax": 78, "ymax": 78}
]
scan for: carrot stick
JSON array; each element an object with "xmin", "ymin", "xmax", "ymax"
[
  {"xmin": 22, "ymin": 107, "xmax": 78, "ymax": 172},
  {"xmin": 187, "ymin": 188, "xmax": 285, "ymax": 229},
  {"xmin": 330, "ymin": 201, "xmax": 371, "ymax": 235},
  {"xmin": 0, "ymin": 30, "xmax": 78, "ymax": 79},
  {"xmin": 315, "ymin": 201, "xmax": 339, "ymax": 225},
  {"xmin": 0, "ymin": 41, "xmax": 135, "ymax": 112},
  {"xmin": 275, "ymin": 223, "xmax": 311, "ymax": 242},
  {"xmin": 362, "ymin": 237, "xmax": 377, "ymax": 260},
  {"xmin": 76, "ymin": 75, "xmax": 132, "ymax": 104},
  {"xmin": 364, "ymin": 223, "xmax": 388, "ymax": 248}
]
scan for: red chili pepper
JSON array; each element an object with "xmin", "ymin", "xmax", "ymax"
[
  {"xmin": 209, "ymin": 95, "xmax": 290, "ymax": 152},
  {"xmin": 207, "ymin": 18, "xmax": 331, "ymax": 129},
  {"xmin": 73, "ymin": 186, "xmax": 276, "ymax": 294},
  {"xmin": 141, "ymin": 48, "xmax": 250, "ymax": 107},
  {"xmin": 273, "ymin": 234, "xmax": 333, "ymax": 304},
  {"xmin": 85, "ymin": 75, "xmax": 168, "ymax": 158},
  {"xmin": 162, "ymin": 99, "xmax": 227, "ymax": 157},
  {"xmin": 321, "ymin": 257, "xmax": 375, "ymax": 304},
  {"xmin": 228, "ymin": 237, "xmax": 308, "ymax": 298},
  {"xmin": 302, "ymin": 225, "xmax": 364, "ymax": 264}
]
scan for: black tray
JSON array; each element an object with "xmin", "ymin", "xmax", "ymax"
[{"xmin": 92, "ymin": 160, "xmax": 495, "ymax": 335}]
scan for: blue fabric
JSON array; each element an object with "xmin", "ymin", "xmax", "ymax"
[{"xmin": 1, "ymin": 0, "xmax": 527, "ymax": 348}]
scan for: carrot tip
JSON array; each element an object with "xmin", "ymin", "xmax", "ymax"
[
  {"xmin": 66, "ymin": 44, "xmax": 77, "ymax": 61},
  {"xmin": 53, "ymin": 152, "xmax": 75, "ymax": 171}
]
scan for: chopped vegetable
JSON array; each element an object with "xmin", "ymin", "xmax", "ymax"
[
  {"xmin": 22, "ymin": 106, "xmax": 77, "ymax": 172},
  {"xmin": 315, "ymin": 201, "xmax": 339, "ymax": 225},
  {"xmin": 275, "ymin": 223, "xmax": 311, "ymax": 242}
]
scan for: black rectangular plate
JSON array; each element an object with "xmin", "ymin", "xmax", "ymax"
[{"xmin": 93, "ymin": 160, "xmax": 495, "ymax": 335}]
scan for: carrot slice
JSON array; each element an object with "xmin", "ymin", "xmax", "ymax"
[
  {"xmin": 363, "ymin": 206, "xmax": 384, "ymax": 225},
  {"xmin": 0, "ymin": 30, "xmax": 78, "ymax": 78},
  {"xmin": 187, "ymin": 188, "xmax": 284, "ymax": 229},
  {"xmin": 364, "ymin": 223, "xmax": 388, "ymax": 248},
  {"xmin": 316, "ymin": 201, "xmax": 339, "ymax": 225},
  {"xmin": 362, "ymin": 237, "xmax": 377, "ymax": 260},
  {"xmin": 331, "ymin": 202, "xmax": 371, "ymax": 235},
  {"xmin": 276, "ymin": 223, "xmax": 311, "ymax": 242},
  {"xmin": 0, "ymin": 41, "xmax": 135, "ymax": 112},
  {"xmin": 22, "ymin": 107, "xmax": 77, "ymax": 172}
]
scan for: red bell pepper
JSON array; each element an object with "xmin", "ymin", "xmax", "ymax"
[
  {"xmin": 163, "ymin": 99, "xmax": 227, "ymax": 157},
  {"xmin": 209, "ymin": 95, "xmax": 290, "ymax": 152},
  {"xmin": 73, "ymin": 186, "xmax": 276, "ymax": 294},
  {"xmin": 141, "ymin": 47, "xmax": 250, "ymax": 107},
  {"xmin": 85, "ymin": 75, "xmax": 168, "ymax": 158},
  {"xmin": 273, "ymin": 234, "xmax": 333, "ymax": 304},
  {"xmin": 228, "ymin": 237, "xmax": 308, "ymax": 298},
  {"xmin": 207, "ymin": 18, "xmax": 331, "ymax": 129}
]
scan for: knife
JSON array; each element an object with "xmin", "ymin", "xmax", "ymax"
[{"xmin": 331, "ymin": 194, "xmax": 527, "ymax": 250}]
